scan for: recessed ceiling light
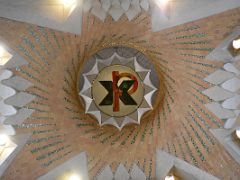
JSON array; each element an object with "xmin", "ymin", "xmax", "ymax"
[
  {"xmin": 165, "ymin": 175, "xmax": 175, "ymax": 180},
  {"xmin": 0, "ymin": 134, "xmax": 8, "ymax": 146},
  {"xmin": 0, "ymin": 45, "xmax": 12, "ymax": 66},
  {"xmin": 0, "ymin": 46, "xmax": 4, "ymax": 57},
  {"xmin": 61, "ymin": 0, "xmax": 76, "ymax": 7},
  {"xmin": 236, "ymin": 128, "xmax": 240, "ymax": 139},
  {"xmin": 68, "ymin": 173, "xmax": 81, "ymax": 180},
  {"xmin": 161, "ymin": 0, "xmax": 170, "ymax": 4},
  {"xmin": 233, "ymin": 38, "xmax": 240, "ymax": 50},
  {"xmin": 156, "ymin": 0, "xmax": 170, "ymax": 6}
]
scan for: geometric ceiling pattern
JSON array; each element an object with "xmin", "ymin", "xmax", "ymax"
[
  {"xmin": 0, "ymin": 40, "xmax": 34, "ymax": 177},
  {"xmin": 83, "ymin": 0, "xmax": 240, "ymax": 32},
  {"xmin": 202, "ymin": 26, "xmax": 240, "ymax": 167},
  {"xmin": 83, "ymin": 0, "xmax": 151, "ymax": 21},
  {"xmin": 203, "ymin": 62, "xmax": 240, "ymax": 127},
  {"xmin": 0, "ymin": 7, "xmax": 240, "ymax": 180},
  {"xmin": 79, "ymin": 51, "xmax": 157, "ymax": 130},
  {"xmin": 96, "ymin": 163, "xmax": 146, "ymax": 180},
  {"xmin": 0, "ymin": 0, "xmax": 240, "ymax": 34}
]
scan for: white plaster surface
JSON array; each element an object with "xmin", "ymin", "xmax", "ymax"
[
  {"xmin": 0, "ymin": 0, "xmax": 83, "ymax": 35},
  {"xmin": 151, "ymin": 0, "xmax": 240, "ymax": 32},
  {"xmin": 156, "ymin": 149, "xmax": 220, "ymax": 180},
  {"xmin": 0, "ymin": 133, "xmax": 32, "ymax": 178},
  {"xmin": 37, "ymin": 152, "xmax": 89, "ymax": 180},
  {"xmin": 97, "ymin": 164, "xmax": 146, "ymax": 180},
  {"xmin": 204, "ymin": 70, "xmax": 234, "ymax": 85},
  {"xmin": 130, "ymin": 164, "xmax": 146, "ymax": 180},
  {"xmin": 224, "ymin": 117, "xmax": 238, "ymax": 129},
  {"xmin": 5, "ymin": 92, "xmax": 35, "ymax": 108},
  {"xmin": 2, "ymin": 76, "xmax": 33, "ymax": 91},
  {"xmin": 222, "ymin": 95, "xmax": 240, "ymax": 110},
  {"xmin": 97, "ymin": 165, "xmax": 114, "ymax": 180},
  {"xmin": 4, "ymin": 108, "xmax": 35, "ymax": 125},
  {"xmin": 115, "ymin": 164, "xmax": 130, "ymax": 180},
  {"xmin": 221, "ymin": 77, "xmax": 240, "ymax": 93},
  {"xmin": 211, "ymin": 128, "xmax": 240, "ymax": 165},
  {"xmin": 224, "ymin": 63, "xmax": 240, "ymax": 75},
  {"xmin": 205, "ymin": 102, "xmax": 235, "ymax": 119},
  {"xmin": 202, "ymin": 86, "xmax": 234, "ymax": 101}
]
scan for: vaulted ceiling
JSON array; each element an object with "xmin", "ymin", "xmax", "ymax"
[{"xmin": 0, "ymin": 0, "xmax": 240, "ymax": 34}]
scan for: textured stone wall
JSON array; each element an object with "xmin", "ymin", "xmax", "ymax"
[{"xmin": 0, "ymin": 7, "xmax": 239, "ymax": 179}]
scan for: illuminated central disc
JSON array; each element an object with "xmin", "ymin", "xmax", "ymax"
[{"xmin": 92, "ymin": 65, "xmax": 144, "ymax": 117}]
